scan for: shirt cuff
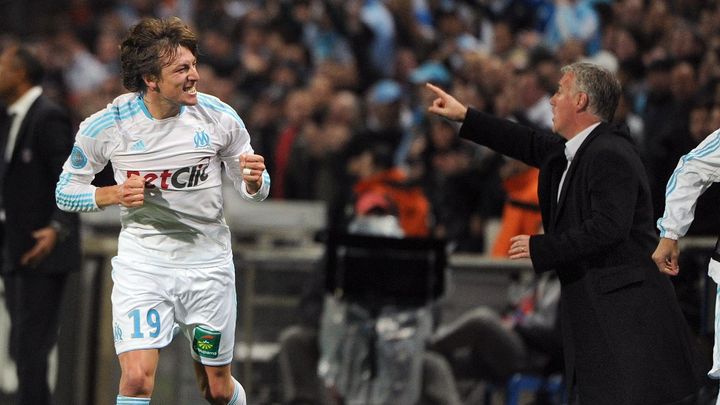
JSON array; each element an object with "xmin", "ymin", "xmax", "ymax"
[{"xmin": 659, "ymin": 230, "xmax": 680, "ymax": 240}]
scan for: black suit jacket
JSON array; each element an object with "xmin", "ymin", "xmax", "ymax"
[
  {"xmin": 459, "ymin": 108, "xmax": 702, "ymax": 405},
  {"xmin": 0, "ymin": 94, "xmax": 80, "ymax": 274}
]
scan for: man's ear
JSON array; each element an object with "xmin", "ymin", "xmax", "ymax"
[
  {"xmin": 575, "ymin": 92, "xmax": 589, "ymax": 113},
  {"xmin": 143, "ymin": 75, "xmax": 158, "ymax": 92}
]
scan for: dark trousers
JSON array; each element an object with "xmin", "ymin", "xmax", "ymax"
[{"xmin": 2, "ymin": 271, "xmax": 68, "ymax": 405}]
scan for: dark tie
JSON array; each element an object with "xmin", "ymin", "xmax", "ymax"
[{"xmin": 557, "ymin": 152, "xmax": 572, "ymax": 202}]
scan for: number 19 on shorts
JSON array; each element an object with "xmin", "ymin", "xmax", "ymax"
[{"xmin": 129, "ymin": 308, "xmax": 161, "ymax": 338}]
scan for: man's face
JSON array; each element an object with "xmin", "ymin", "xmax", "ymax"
[
  {"xmin": 549, "ymin": 72, "xmax": 577, "ymax": 138},
  {"xmin": 146, "ymin": 45, "xmax": 199, "ymax": 108},
  {"xmin": 0, "ymin": 48, "xmax": 23, "ymax": 103}
]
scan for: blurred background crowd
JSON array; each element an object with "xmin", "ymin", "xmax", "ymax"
[
  {"xmin": 2, "ymin": 0, "xmax": 720, "ymax": 255},
  {"xmin": 3, "ymin": 0, "xmax": 720, "ymax": 404}
]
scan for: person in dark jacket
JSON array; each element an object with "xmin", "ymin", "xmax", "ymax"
[
  {"xmin": 0, "ymin": 44, "xmax": 80, "ymax": 405},
  {"xmin": 426, "ymin": 62, "xmax": 703, "ymax": 405}
]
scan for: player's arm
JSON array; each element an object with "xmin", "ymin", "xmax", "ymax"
[
  {"xmin": 657, "ymin": 133, "xmax": 720, "ymax": 239},
  {"xmin": 239, "ymin": 153, "xmax": 267, "ymax": 195},
  {"xmin": 56, "ymin": 127, "xmax": 127, "ymax": 211},
  {"xmin": 94, "ymin": 175, "xmax": 145, "ymax": 208},
  {"xmin": 224, "ymin": 152, "xmax": 269, "ymax": 201},
  {"xmin": 220, "ymin": 121, "xmax": 270, "ymax": 201},
  {"xmin": 654, "ymin": 131, "xmax": 720, "ymax": 274}
]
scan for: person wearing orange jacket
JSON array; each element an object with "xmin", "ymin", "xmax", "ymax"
[{"xmin": 491, "ymin": 160, "xmax": 543, "ymax": 257}]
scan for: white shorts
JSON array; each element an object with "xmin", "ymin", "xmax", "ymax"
[{"xmin": 110, "ymin": 255, "xmax": 237, "ymax": 366}]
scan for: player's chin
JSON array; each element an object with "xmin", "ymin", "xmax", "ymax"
[{"xmin": 182, "ymin": 94, "xmax": 198, "ymax": 105}]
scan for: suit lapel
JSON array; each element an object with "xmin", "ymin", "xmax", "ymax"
[
  {"xmin": 551, "ymin": 123, "xmax": 607, "ymax": 228},
  {"xmin": 546, "ymin": 148, "xmax": 566, "ymax": 227},
  {"xmin": 0, "ymin": 112, "xmax": 11, "ymax": 183}
]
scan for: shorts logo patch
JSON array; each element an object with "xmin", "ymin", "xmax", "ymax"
[
  {"xmin": 193, "ymin": 326, "xmax": 221, "ymax": 359},
  {"xmin": 114, "ymin": 322, "xmax": 123, "ymax": 343},
  {"xmin": 70, "ymin": 145, "xmax": 88, "ymax": 169}
]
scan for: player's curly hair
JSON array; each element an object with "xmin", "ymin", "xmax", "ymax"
[{"xmin": 120, "ymin": 17, "xmax": 198, "ymax": 93}]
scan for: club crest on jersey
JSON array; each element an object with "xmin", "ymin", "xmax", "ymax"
[
  {"xmin": 127, "ymin": 157, "xmax": 210, "ymax": 190},
  {"xmin": 70, "ymin": 145, "xmax": 88, "ymax": 169},
  {"xmin": 194, "ymin": 129, "xmax": 211, "ymax": 149}
]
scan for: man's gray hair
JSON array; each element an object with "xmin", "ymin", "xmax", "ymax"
[{"xmin": 561, "ymin": 62, "xmax": 621, "ymax": 122}]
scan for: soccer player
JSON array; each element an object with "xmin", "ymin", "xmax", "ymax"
[{"xmin": 55, "ymin": 17, "xmax": 268, "ymax": 405}]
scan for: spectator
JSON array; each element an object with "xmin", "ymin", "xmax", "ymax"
[
  {"xmin": 644, "ymin": 61, "xmax": 700, "ymax": 220},
  {"xmin": 429, "ymin": 272, "xmax": 562, "ymax": 394},
  {"xmin": 364, "ymin": 79, "xmax": 414, "ymax": 166},
  {"xmin": 271, "ymin": 89, "xmax": 316, "ymax": 199},
  {"xmin": 345, "ymin": 138, "xmax": 430, "ymax": 237},
  {"xmin": 414, "ymin": 117, "xmax": 504, "ymax": 252},
  {"xmin": 543, "ymin": 0, "xmax": 602, "ymax": 55},
  {"xmin": 0, "ymin": 43, "xmax": 80, "ymax": 405}
]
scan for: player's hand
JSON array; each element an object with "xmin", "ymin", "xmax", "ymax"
[
  {"xmin": 20, "ymin": 226, "xmax": 57, "ymax": 267},
  {"xmin": 426, "ymin": 83, "xmax": 468, "ymax": 122},
  {"xmin": 117, "ymin": 174, "xmax": 145, "ymax": 207},
  {"xmin": 509, "ymin": 234, "xmax": 531, "ymax": 260},
  {"xmin": 652, "ymin": 237, "xmax": 680, "ymax": 276},
  {"xmin": 240, "ymin": 153, "xmax": 265, "ymax": 194}
]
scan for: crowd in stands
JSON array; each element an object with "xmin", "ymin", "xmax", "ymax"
[
  {"xmin": 5, "ymin": 1, "xmax": 720, "ymax": 404},
  {"xmin": 2, "ymin": 0, "xmax": 720, "ymax": 253}
]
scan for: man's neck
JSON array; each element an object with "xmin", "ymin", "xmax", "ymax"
[
  {"xmin": 564, "ymin": 117, "xmax": 602, "ymax": 141},
  {"xmin": 142, "ymin": 92, "xmax": 181, "ymax": 120}
]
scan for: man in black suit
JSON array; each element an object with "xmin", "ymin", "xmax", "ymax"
[
  {"xmin": 426, "ymin": 62, "xmax": 702, "ymax": 404},
  {"xmin": 0, "ymin": 44, "xmax": 80, "ymax": 405}
]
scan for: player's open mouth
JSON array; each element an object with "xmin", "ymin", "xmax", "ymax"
[{"xmin": 184, "ymin": 85, "xmax": 197, "ymax": 95}]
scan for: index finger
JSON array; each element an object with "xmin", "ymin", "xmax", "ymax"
[{"xmin": 425, "ymin": 82, "xmax": 448, "ymax": 97}]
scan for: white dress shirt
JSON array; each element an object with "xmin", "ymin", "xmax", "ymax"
[
  {"xmin": 557, "ymin": 122, "xmax": 601, "ymax": 201},
  {"xmin": 6, "ymin": 86, "xmax": 42, "ymax": 162}
]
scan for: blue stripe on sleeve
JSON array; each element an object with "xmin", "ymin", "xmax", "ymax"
[
  {"xmin": 664, "ymin": 130, "xmax": 720, "ymax": 197},
  {"xmin": 82, "ymin": 102, "xmax": 142, "ymax": 138},
  {"xmin": 116, "ymin": 395, "xmax": 150, "ymax": 404},
  {"xmin": 197, "ymin": 94, "xmax": 244, "ymax": 126},
  {"xmin": 658, "ymin": 129, "xmax": 720, "ymax": 234},
  {"xmin": 262, "ymin": 170, "xmax": 271, "ymax": 188},
  {"xmin": 55, "ymin": 173, "xmax": 97, "ymax": 212}
]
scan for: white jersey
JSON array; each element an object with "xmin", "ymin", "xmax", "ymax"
[
  {"xmin": 656, "ymin": 128, "xmax": 720, "ymax": 282},
  {"xmin": 56, "ymin": 92, "xmax": 270, "ymax": 267}
]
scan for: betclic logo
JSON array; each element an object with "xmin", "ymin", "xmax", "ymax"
[{"xmin": 127, "ymin": 158, "xmax": 210, "ymax": 189}]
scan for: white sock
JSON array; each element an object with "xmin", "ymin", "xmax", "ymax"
[
  {"xmin": 116, "ymin": 395, "xmax": 151, "ymax": 404},
  {"xmin": 228, "ymin": 378, "xmax": 246, "ymax": 405}
]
